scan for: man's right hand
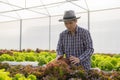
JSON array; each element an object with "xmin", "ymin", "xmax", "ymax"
[{"xmin": 56, "ymin": 55, "xmax": 63, "ymax": 60}]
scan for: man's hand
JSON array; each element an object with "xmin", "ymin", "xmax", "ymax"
[
  {"xmin": 69, "ymin": 55, "xmax": 80, "ymax": 65},
  {"xmin": 56, "ymin": 55, "xmax": 63, "ymax": 60}
]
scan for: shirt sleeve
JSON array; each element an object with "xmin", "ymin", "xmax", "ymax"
[
  {"xmin": 56, "ymin": 33, "xmax": 64, "ymax": 56},
  {"xmin": 79, "ymin": 30, "xmax": 94, "ymax": 62}
]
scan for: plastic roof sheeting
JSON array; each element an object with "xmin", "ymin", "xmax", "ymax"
[{"xmin": 0, "ymin": 0, "xmax": 120, "ymax": 22}]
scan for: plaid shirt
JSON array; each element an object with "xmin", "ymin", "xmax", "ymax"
[{"xmin": 56, "ymin": 26, "xmax": 94, "ymax": 70}]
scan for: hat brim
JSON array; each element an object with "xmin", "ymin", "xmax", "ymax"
[{"xmin": 59, "ymin": 17, "xmax": 80, "ymax": 22}]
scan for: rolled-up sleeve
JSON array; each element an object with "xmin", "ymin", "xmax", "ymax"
[
  {"xmin": 56, "ymin": 33, "xmax": 64, "ymax": 56},
  {"xmin": 79, "ymin": 30, "xmax": 94, "ymax": 62}
]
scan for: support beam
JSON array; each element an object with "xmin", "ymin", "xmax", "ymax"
[
  {"xmin": 48, "ymin": 18, "xmax": 51, "ymax": 51},
  {"xmin": 0, "ymin": 14, "xmax": 19, "ymax": 19},
  {"xmin": 69, "ymin": 1, "xmax": 88, "ymax": 11},
  {"xmin": 88, "ymin": 10, "xmax": 90, "ymax": 31},
  {"xmin": 0, "ymin": 1, "xmax": 48, "ymax": 16},
  {"xmin": 20, "ymin": 19, "xmax": 22, "ymax": 50},
  {"xmin": 0, "ymin": 0, "xmax": 66, "ymax": 15}
]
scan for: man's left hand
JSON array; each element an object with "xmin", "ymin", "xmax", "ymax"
[{"xmin": 69, "ymin": 56, "xmax": 80, "ymax": 65}]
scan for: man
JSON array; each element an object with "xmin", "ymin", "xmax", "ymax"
[{"xmin": 56, "ymin": 10, "xmax": 94, "ymax": 71}]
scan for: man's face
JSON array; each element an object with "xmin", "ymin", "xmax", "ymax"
[{"xmin": 64, "ymin": 20, "xmax": 77, "ymax": 32}]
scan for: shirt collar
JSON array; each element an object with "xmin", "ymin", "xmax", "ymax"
[{"xmin": 66, "ymin": 25, "xmax": 78, "ymax": 34}]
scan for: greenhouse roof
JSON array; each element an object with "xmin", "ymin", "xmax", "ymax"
[{"xmin": 0, "ymin": 0, "xmax": 120, "ymax": 22}]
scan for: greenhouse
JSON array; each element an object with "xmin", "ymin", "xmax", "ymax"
[{"xmin": 0, "ymin": 0, "xmax": 120, "ymax": 80}]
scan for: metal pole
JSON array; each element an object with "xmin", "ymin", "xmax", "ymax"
[
  {"xmin": 20, "ymin": 19, "xmax": 22, "ymax": 50},
  {"xmin": 49, "ymin": 16, "xmax": 51, "ymax": 50},
  {"xmin": 88, "ymin": 10, "xmax": 90, "ymax": 31}
]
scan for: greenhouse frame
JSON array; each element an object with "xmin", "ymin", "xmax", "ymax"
[{"xmin": 0, "ymin": 0, "xmax": 120, "ymax": 53}]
